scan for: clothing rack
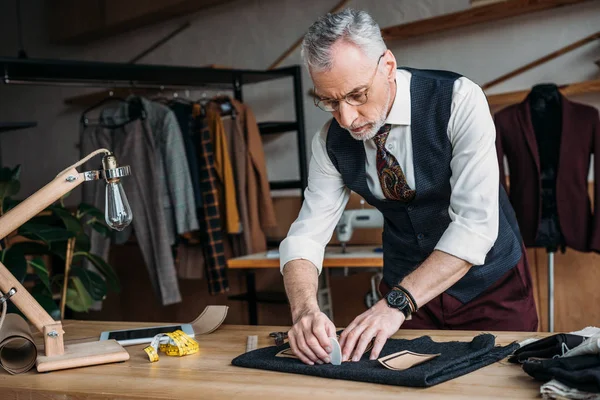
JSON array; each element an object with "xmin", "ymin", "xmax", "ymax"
[
  {"xmin": 0, "ymin": 56, "xmax": 308, "ymax": 194},
  {"xmin": 1, "ymin": 56, "xmax": 309, "ymax": 325}
]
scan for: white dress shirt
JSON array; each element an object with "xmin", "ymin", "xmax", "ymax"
[{"xmin": 280, "ymin": 69, "xmax": 500, "ymax": 274}]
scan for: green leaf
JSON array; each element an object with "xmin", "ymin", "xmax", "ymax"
[
  {"xmin": 66, "ymin": 277, "xmax": 94, "ymax": 312},
  {"xmin": 0, "ymin": 166, "xmax": 18, "ymax": 181},
  {"xmin": 90, "ymin": 221, "xmax": 111, "ymax": 237},
  {"xmin": 11, "ymin": 165, "xmax": 21, "ymax": 180},
  {"xmin": 51, "ymin": 206, "xmax": 82, "ymax": 234},
  {"xmin": 71, "ymin": 266, "xmax": 107, "ymax": 301},
  {"xmin": 28, "ymin": 257, "xmax": 51, "ymax": 292},
  {"xmin": 75, "ymin": 232, "xmax": 91, "ymax": 253},
  {"xmin": 32, "ymin": 291, "xmax": 60, "ymax": 320},
  {"xmin": 9, "ymin": 241, "xmax": 51, "ymax": 255},
  {"xmin": 77, "ymin": 203, "xmax": 104, "ymax": 220},
  {"xmin": 2, "ymin": 247, "xmax": 27, "ymax": 283},
  {"xmin": 0, "ymin": 180, "xmax": 20, "ymax": 200},
  {"xmin": 18, "ymin": 222, "xmax": 76, "ymax": 243},
  {"xmin": 74, "ymin": 252, "xmax": 120, "ymax": 292}
]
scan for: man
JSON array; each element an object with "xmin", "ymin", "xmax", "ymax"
[{"xmin": 279, "ymin": 9, "xmax": 538, "ymax": 366}]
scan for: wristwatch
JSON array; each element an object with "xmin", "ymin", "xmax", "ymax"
[{"xmin": 385, "ymin": 288, "xmax": 412, "ymax": 320}]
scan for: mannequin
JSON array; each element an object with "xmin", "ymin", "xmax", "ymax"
[{"xmin": 528, "ymin": 83, "xmax": 565, "ymax": 332}]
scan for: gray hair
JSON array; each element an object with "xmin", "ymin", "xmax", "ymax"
[{"xmin": 301, "ymin": 9, "xmax": 387, "ymax": 72}]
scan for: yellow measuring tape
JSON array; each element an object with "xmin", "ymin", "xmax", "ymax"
[{"xmin": 143, "ymin": 330, "xmax": 199, "ymax": 363}]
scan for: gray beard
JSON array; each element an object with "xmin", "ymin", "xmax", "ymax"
[{"xmin": 348, "ymin": 83, "xmax": 392, "ymax": 141}]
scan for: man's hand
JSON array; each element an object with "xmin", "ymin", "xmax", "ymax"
[
  {"xmin": 339, "ymin": 299, "xmax": 405, "ymax": 362},
  {"xmin": 288, "ymin": 308, "xmax": 337, "ymax": 366}
]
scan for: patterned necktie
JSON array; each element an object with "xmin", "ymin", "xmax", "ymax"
[{"xmin": 373, "ymin": 124, "xmax": 416, "ymax": 202}]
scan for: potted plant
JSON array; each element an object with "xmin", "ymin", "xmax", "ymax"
[{"xmin": 0, "ymin": 165, "xmax": 120, "ymax": 319}]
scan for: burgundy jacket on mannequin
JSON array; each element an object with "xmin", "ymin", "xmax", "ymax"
[{"xmin": 494, "ymin": 93, "xmax": 600, "ymax": 252}]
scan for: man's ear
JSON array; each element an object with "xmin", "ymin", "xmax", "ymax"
[{"xmin": 383, "ymin": 49, "xmax": 397, "ymax": 82}]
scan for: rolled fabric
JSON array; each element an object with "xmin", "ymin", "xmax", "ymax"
[{"xmin": 0, "ymin": 314, "xmax": 37, "ymax": 374}]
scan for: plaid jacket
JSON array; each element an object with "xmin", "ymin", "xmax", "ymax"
[{"xmin": 194, "ymin": 113, "xmax": 229, "ymax": 294}]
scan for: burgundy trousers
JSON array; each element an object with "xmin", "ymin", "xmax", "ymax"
[{"xmin": 379, "ymin": 244, "xmax": 539, "ymax": 332}]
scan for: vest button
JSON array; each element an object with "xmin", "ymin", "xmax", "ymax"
[
  {"xmin": 417, "ymin": 233, "xmax": 424, "ymax": 240},
  {"xmin": 408, "ymin": 205, "xmax": 414, "ymax": 211}
]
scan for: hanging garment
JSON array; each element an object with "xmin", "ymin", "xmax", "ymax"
[
  {"xmin": 193, "ymin": 110, "xmax": 229, "ymax": 294},
  {"xmin": 231, "ymin": 99, "xmax": 277, "ymax": 254},
  {"xmin": 80, "ymin": 107, "xmax": 182, "ymax": 306},
  {"xmin": 175, "ymin": 243, "xmax": 205, "ymax": 280},
  {"xmin": 206, "ymin": 104, "xmax": 241, "ymax": 234},
  {"xmin": 220, "ymin": 102, "xmax": 250, "ymax": 257},
  {"xmin": 232, "ymin": 333, "xmax": 518, "ymax": 388},
  {"xmin": 112, "ymin": 97, "xmax": 199, "ymax": 245},
  {"xmin": 169, "ymin": 101, "xmax": 203, "ymax": 210},
  {"xmin": 494, "ymin": 92, "xmax": 600, "ymax": 252}
]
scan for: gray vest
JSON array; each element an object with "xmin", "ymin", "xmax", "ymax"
[{"xmin": 326, "ymin": 67, "xmax": 522, "ymax": 303}]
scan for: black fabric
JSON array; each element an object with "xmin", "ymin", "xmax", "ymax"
[
  {"xmin": 509, "ymin": 334, "xmax": 586, "ymax": 363},
  {"xmin": 231, "ymin": 333, "xmax": 518, "ymax": 387},
  {"xmin": 523, "ymin": 354, "xmax": 600, "ymax": 393},
  {"xmin": 325, "ymin": 66, "xmax": 523, "ymax": 304},
  {"xmin": 170, "ymin": 102, "xmax": 203, "ymax": 209},
  {"xmin": 528, "ymin": 84, "xmax": 566, "ymax": 252}
]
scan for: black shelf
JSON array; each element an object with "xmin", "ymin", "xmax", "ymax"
[
  {"xmin": 228, "ymin": 291, "xmax": 288, "ymax": 304},
  {"xmin": 258, "ymin": 121, "xmax": 298, "ymax": 135},
  {"xmin": 269, "ymin": 180, "xmax": 303, "ymax": 190},
  {"xmin": 0, "ymin": 57, "xmax": 296, "ymax": 87},
  {"xmin": 0, "ymin": 121, "xmax": 37, "ymax": 133}
]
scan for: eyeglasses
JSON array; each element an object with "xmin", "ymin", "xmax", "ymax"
[{"xmin": 313, "ymin": 53, "xmax": 385, "ymax": 112}]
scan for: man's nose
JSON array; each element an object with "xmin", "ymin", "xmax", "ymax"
[{"xmin": 337, "ymin": 101, "xmax": 358, "ymax": 128}]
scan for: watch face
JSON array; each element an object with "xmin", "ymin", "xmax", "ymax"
[{"xmin": 387, "ymin": 290, "xmax": 408, "ymax": 308}]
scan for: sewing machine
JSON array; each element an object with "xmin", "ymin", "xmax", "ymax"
[{"xmin": 335, "ymin": 207, "xmax": 384, "ymax": 253}]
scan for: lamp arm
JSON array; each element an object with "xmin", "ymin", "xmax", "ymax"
[
  {"xmin": 0, "ymin": 149, "xmax": 113, "ymax": 358},
  {"xmin": 0, "ymin": 167, "xmax": 85, "ymax": 329}
]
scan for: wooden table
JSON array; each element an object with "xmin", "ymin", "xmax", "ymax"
[
  {"xmin": 1, "ymin": 320, "xmax": 549, "ymax": 399},
  {"xmin": 227, "ymin": 246, "xmax": 383, "ymax": 325}
]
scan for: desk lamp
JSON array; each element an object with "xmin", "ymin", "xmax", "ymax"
[{"xmin": 0, "ymin": 148, "xmax": 131, "ymax": 372}]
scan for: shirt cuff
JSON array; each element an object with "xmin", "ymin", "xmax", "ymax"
[
  {"xmin": 435, "ymin": 221, "xmax": 495, "ymax": 266},
  {"xmin": 279, "ymin": 236, "xmax": 325, "ymax": 274}
]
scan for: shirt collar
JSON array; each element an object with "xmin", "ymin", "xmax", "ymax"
[{"xmin": 385, "ymin": 69, "xmax": 411, "ymax": 126}]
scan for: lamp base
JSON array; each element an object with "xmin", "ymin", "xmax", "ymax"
[{"xmin": 36, "ymin": 339, "xmax": 129, "ymax": 372}]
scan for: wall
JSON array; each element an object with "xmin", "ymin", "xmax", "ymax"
[
  {"xmin": 1, "ymin": 0, "xmax": 599, "ymax": 200},
  {"xmin": 1, "ymin": 0, "xmax": 600, "ymax": 328}
]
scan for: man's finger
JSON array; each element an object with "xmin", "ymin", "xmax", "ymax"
[
  {"xmin": 313, "ymin": 322, "xmax": 333, "ymax": 354},
  {"xmin": 325, "ymin": 320, "xmax": 336, "ymax": 339},
  {"xmin": 351, "ymin": 327, "xmax": 376, "ymax": 362},
  {"xmin": 308, "ymin": 325, "xmax": 331, "ymax": 363},
  {"xmin": 288, "ymin": 331, "xmax": 313, "ymax": 366},
  {"xmin": 369, "ymin": 330, "xmax": 388, "ymax": 360},
  {"xmin": 297, "ymin": 330, "xmax": 322, "ymax": 364},
  {"xmin": 341, "ymin": 323, "xmax": 367, "ymax": 362},
  {"xmin": 339, "ymin": 314, "xmax": 365, "ymax": 348}
]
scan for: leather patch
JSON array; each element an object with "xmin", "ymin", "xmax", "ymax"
[
  {"xmin": 378, "ymin": 350, "xmax": 440, "ymax": 371},
  {"xmin": 276, "ymin": 335, "xmax": 375, "ymax": 362}
]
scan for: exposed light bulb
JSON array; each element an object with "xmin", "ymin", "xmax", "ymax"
[
  {"xmin": 105, "ymin": 180, "xmax": 132, "ymax": 231},
  {"xmin": 102, "ymin": 153, "xmax": 133, "ymax": 231}
]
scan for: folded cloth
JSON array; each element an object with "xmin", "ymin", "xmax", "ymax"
[
  {"xmin": 0, "ymin": 314, "xmax": 37, "ymax": 374},
  {"xmin": 564, "ymin": 334, "xmax": 600, "ymax": 359},
  {"xmin": 510, "ymin": 334, "xmax": 586, "ymax": 363},
  {"xmin": 541, "ymin": 379, "xmax": 600, "ymax": 400},
  {"xmin": 231, "ymin": 333, "xmax": 518, "ymax": 387},
  {"xmin": 523, "ymin": 354, "xmax": 600, "ymax": 393}
]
